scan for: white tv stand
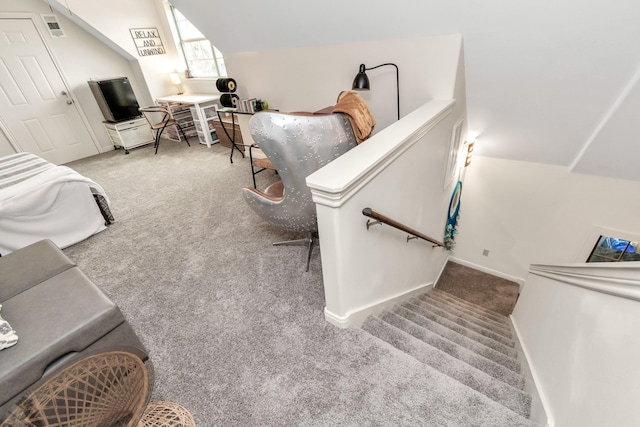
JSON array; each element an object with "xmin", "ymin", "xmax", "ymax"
[{"xmin": 103, "ymin": 117, "xmax": 154, "ymax": 154}]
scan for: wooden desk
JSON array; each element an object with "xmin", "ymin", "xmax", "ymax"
[{"xmin": 155, "ymin": 94, "xmax": 220, "ymax": 148}]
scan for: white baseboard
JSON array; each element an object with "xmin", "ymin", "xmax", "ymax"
[
  {"xmin": 324, "ymin": 282, "xmax": 434, "ymax": 328},
  {"xmin": 447, "ymin": 257, "xmax": 526, "ymax": 291},
  {"xmin": 510, "ymin": 315, "xmax": 554, "ymax": 427},
  {"xmin": 433, "ymin": 255, "xmax": 451, "ymax": 288}
]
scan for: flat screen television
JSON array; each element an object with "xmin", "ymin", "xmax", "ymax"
[{"xmin": 88, "ymin": 77, "xmax": 141, "ymax": 122}]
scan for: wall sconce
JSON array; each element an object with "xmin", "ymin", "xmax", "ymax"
[
  {"xmin": 352, "ymin": 63, "xmax": 400, "ymax": 121},
  {"xmin": 464, "ymin": 139, "xmax": 475, "ymax": 167},
  {"xmin": 170, "ymin": 72, "xmax": 183, "ymax": 95}
]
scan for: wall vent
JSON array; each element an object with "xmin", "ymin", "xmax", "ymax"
[{"xmin": 41, "ymin": 14, "xmax": 65, "ymax": 38}]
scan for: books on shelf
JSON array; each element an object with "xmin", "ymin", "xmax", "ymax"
[{"xmin": 236, "ymin": 98, "xmax": 267, "ymax": 113}]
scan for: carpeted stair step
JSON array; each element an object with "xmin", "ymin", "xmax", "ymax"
[
  {"xmin": 416, "ymin": 294, "xmax": 513, "ymax": 337},
  {"xmin": 430, "ymin": 288, "xmax": 510, "ymax": 323},
  {"xmin": 401, "ymin": 302, "xmax": 517, "ymax": 358},
  {"xmin": 390, "ymin": 305, "xmax": 522, "ymax": 373},
  {"xmin": 426, "ymin": 289, "xmax": 511, "ymax": 326},
  {"xmin": 419, "ymin": 292, "xmax": 513, "ymax": 334},
  {"xmin": 379, "ymin": 311, "xmax": 524, "ymax": 388},
  {"xmin": 362, "ymin": 316, "xmax": 532, "ymax": 418},
  {"xmin": 407, "ymin": 298, "xmax": 516, "ymax": 347}
]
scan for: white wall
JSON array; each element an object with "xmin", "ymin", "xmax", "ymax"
[
  {"xmin": 513, "ymin": 264, "xmax": 640, "ymax": 426},
  {"xmin": 47, "ymin": 0, "xmax": 181, "ymax": 101},
  {"xmin": 35, "ymin": 0, "xmax": 226, "ymax": 149},
  {"xmin": 453, "ymin": 156, "xmax": 640, "ymax": 280},
  {"xmin": 225, "ymin": 34, "xmax": 462, "ymax": 133},
  {"xmin": 47, "ymin": 0, "xmax": 227, "ymax": 99},
  {"xmin": 172, "ymin": 0, "xmax": 640, "ymax": 183},
  {"xmin": 571, "ymin": 66, "xmax": 640, "ymax": 182}
]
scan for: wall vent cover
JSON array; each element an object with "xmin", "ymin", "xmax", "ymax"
[{"xmin": 41, "ymin": 14, "xmax": 65, "ymax": 38}]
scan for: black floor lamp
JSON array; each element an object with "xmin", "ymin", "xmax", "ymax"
[{"xmin": 352, "ymin": 63, "xmax": 400, "ymax": 120}]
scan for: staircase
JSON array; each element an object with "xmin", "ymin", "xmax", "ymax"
[{"xmin": 362, "ymin": 287, "xmax": 532, "ymax": 422}]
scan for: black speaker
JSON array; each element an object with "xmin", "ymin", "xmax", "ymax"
[
  {"xmin": 220, "ymin": 93, "xmax": 239, "ymax": 108},
  {"xmin": 216, "ymin": 78, "xmax": 236, "ymax": 93}
]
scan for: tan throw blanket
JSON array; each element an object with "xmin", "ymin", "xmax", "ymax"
[{"xmin": 332, "ymin": 91, "xmax": 375, "ymax": 144}]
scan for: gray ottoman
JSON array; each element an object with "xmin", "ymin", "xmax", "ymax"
[{"xmin": 0, "ymin": 240, "xmax": 147, "ymax": 417}]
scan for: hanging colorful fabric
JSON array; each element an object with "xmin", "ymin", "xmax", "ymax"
[{"xmin": 444, "ymin": 180, "xmax": 462, "ymax": 251}]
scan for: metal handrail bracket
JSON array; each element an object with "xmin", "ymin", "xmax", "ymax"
[{"xmin": 362, "ymin": 207, "xmax": 444, "ymax": 248}]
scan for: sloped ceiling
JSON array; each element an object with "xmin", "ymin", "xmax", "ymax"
[{"xmin": 171, "ymin": 0, "xmax": 640, "ymax": 181}]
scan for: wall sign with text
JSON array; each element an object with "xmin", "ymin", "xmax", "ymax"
[{"xmin": 129, "ymin": 28, "xmax": 165, "ymax": 56}]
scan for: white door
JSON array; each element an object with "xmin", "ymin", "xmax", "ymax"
[{"xmin": 0, "ymin": 18, "xmax": 98, "ymax": 165}]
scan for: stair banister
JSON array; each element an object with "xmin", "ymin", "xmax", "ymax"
[{"xmin": 362, "ymin": 207, "xmax": 444, "ymax": 247}]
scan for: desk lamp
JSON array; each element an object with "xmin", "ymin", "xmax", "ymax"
[
  {"xmin": 170, "ymin": 72, "xmax": 183, "ymax": 95},
  {"xmin": 352, "ymin": 63, "xmax": 400, "ymax": 120}
]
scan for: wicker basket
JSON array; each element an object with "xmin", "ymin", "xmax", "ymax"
[
  {"xmin": 137, "ymin": 401, "xmax": 196, "ymax": 427},
  {"xmin": 1, "ymin": 351, "xmax": 149, "ymax": 427}
]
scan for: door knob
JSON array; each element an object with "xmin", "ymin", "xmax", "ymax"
[{"xmin": 61, "ymin": 90, "xmax": 73, "ymax": 104}]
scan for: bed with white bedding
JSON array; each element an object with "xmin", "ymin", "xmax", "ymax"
[{"xmin": 0, "ymin": 152, "xmax": 113, "ymax": 255}]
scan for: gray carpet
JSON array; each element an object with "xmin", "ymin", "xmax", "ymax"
[
  {"xmin": 363, "ymin": 288, "xmax": 532, "ymax": 419},
  {"xmin": 435, "ymin": 262, "xmax": 520, "ymax": 316},
  {"xmin": 63, "ymin": 140, "xmax": 532, "ymax": 426}
]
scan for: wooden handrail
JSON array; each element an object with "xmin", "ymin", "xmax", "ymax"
[{"xmin": 362, "ymin": 207, "xmax": 444, "ymax": 247}]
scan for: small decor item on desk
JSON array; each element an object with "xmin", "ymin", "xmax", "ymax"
[
  {"xmin": 256, "ymin": 99, "xmax": 268, "ymax": 111},
  {"xmin": 169, "ymin": 72, "xmax": 183, "ymax": 95},
  {"xmin": 237, "ymin": 98, "xmax": 268, "ymax": 113}
]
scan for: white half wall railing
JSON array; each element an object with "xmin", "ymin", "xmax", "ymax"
[
  {"xmin": 306, "ymin": 99, "xmax": 459, "ymax": 328},
  {"xmin": 512, "ymin": 261, "xmax": 640, "ymax": 427}
]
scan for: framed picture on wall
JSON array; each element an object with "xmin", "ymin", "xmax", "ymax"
[{"xmin": 444, "ymin": 117, "xmax": 465, "ymax": 190}]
